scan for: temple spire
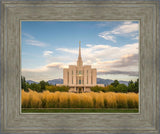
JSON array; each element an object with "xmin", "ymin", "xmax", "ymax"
[
  {"xmin": 78, "ymin": 41, "xmax": 81, "ymax": 58},
  {"xmin": 77, "ymin": 41, "xmax": 83, "ymax": 66}
]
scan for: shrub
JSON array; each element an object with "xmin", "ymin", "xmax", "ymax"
[
  {"xmin": 45, "ymin": 85, "xmax": 70, "ymax": 92},
  {"xmin": 90, "ymin": 86, "xmax": 104, "ymax": 92}
]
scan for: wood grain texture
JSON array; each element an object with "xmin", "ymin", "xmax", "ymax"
[{"xmin": 1, "ymin": 0, "xmax": 159, "ymax": 133}]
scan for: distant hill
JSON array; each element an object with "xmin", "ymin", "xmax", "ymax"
[
  {"xmin": 97, "ymin": 78, "xmax": 128, "ymax": 86},
  {"xmin": 26, "ymin": 78, "xmax": 128, "ymax": 86},
  {"xmin": 26, "ymin": 80, "xmax": 38, "ymax": 84},
  {"xmin": 47, "ymin": 79, "xmax": 63, "ymax": 85},
  {"xmin": 118, "ymin": 80, "xmax": 129, "ymax": 86},
  {"xmin": 97, "ymin": 78, "xmax": 113, "ymax": 86}
]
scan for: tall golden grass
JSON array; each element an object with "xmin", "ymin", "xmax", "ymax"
[{"xmin": 21, "ymin": 90, "xmax": 139, "ymax": 108}]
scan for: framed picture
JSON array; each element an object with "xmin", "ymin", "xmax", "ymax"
[{"xmin": 1, "ymin": 0, "xmax": 159, "ymax": 133}]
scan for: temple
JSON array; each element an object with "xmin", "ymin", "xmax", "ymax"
[{"xmin": 58, "ymin": 41, "xmax": 104, "ymax": 93}]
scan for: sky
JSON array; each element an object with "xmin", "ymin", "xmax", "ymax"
[{"xmin": 21, "ymin": 21, "xmax": 139, "ymax": 82}]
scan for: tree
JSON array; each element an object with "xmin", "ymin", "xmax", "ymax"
[
  {"xmin": 39, "ymin": 80, "xmax": 46, "ymax": 92},
  {"xmin": 127, "ymin": 79, "xmax": 139, "ymax": 93},
  {"xmin": 116, "ymin": 84, "xmax": 128, "ymax": 93},
  {"xmin": 21, "ymin": 76, "xmax": 28, "ymax": 92},
  {"xmin": 134, "ymin": 79, "xmax": 139, "ymax": 93},
  {"xmin": 128, "ymin": 80, "xmax": 133, "ymax": 85},
  {"xmin": 108, "ymin": 85, "xmax": 116, "ymax": 92},
  {"xmin": 128, "ymin": 80, "xmax": 135, "ymax": 92},
  {"xmin": 111, "ymin": 80, "xmax": 119, "ymax": 87},
  {"xmin": 29, "ymin": 83, "xmax": 41, "ymax": 92}
]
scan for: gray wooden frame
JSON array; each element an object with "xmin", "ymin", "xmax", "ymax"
[{"xmin": 1, "ymin": 0, "xmax": 159, "ymax": 133}]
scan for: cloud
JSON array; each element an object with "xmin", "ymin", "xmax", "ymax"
[
  {"xmin": 91, "ymin": 53, "xmax": 138, "ymax": 73},
  {"xmin": 86, "ymin": 44, "xmax": 92, "ymax": 47},
  {"xmin": 22, "ymin": 62, "xmax": 64, "ymax": 81},
  {"xmin": 98, "ymin": 33, "xmax": 116, "ymax": 42},
  {"xmin": 46, "ymin": 62, "xmax": 64, "ymax": 69},
  {"xmin": 56, "ymin": 48, "xmax": 77, "ymax": 54},
  {"xmin": 112, "ymin": 21, "xmax": 139, "ymax": 34},
  {"xmin": 55, "ymin": 43, "xmax": 138, "ymax": 70},
  {"xmin": 55, "ymin": 43, "xmax": 138, "ymax": 73},
  {"xmin": 57, "ymin": 43, "xmax": 138, "ymax": 62},
  {"xmin": 97, "ymin": 70, "xmax": 138, "ymax": 77},
  {"xmin": 99, "ymin": 21, "xmax": 139, "ymax": 42},
  {"xmin": 22, "ymin": 62, "xmax": 63, "ymax": 72},
  {"xmin": 43, "ymin": 51, "xmax": 53, "ymax": 56},
  {"xmin": 132, "ymin": 36, "xmax": 139, "ymax": 40},
  {"xmin": 22, "ymin": 33, "xmax": 34, "ymax": 39},
  {"xmin": 25, "ymin": 39, "xmax": 48, "ymax": 47},
  {"xmin": 111, "ymin": 54, "xmax": 138, "ymax": 68},
  {"xmin": 97, "ymin": 22, "xmax": 109, "ymax": 27},
  {"xmin": 23, "ymin": 33, "xmax": 48, "ymax": 47}
]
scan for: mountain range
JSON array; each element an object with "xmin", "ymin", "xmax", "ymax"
[
  {"xmin": 26, "ymin": 80, "xmax": 38, "ymax": 84},
  {"xmin": 26, "ymin": 78, "xmax": 129, "ymax": 86}
]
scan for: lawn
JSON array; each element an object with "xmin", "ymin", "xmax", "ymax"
[{"xmin": 22, "ymin": 108, "xmax": 138, "ymax": 113}]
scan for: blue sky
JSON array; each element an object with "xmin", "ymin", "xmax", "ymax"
[{"xmin": 21, "ymin": 21, "xmax": 139, "ymax": 82}]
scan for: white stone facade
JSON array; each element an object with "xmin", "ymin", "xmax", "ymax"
[{"xmin": 58, "ymin": 41, "xmax": 104, "ymax": 93}]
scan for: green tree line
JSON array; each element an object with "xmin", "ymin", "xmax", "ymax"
[
  {"xmin": 21, "ymin": 76, "xmax": 139, "ymax": 93},
  {"xmin": 21, "ymin": 76, "xmax": 69, "ymax": 92},
  {"xmin": 91, "ymin": 79, "xmax": 139, "ymax": 93}
]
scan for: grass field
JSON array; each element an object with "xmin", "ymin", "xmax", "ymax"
[
  {"xmin": 22, "ymin": 108, "xmax": 139, "ymax": 113},
  {"xmin": 22, "ymin": 90, "xmax": 139, "ymax": 109}
]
